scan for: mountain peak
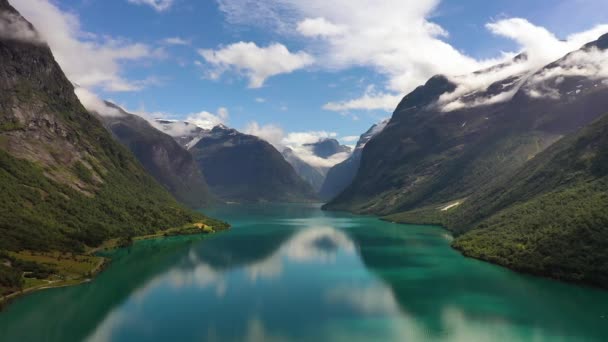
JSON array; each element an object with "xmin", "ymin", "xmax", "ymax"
[
  {"xmin": 304, "ymin": 138, "xmax": 351, "ymax": 158},
  {"xmin": 213, "ymin": 123, "xmax": 230, "ymax": 130},
  {"xmin": 189, "ymin": 125, "xmax": 317, "ymax": 202},
  {"xmin": 591, "ymin": 32, "xmax": 608, "ymax": 50}
]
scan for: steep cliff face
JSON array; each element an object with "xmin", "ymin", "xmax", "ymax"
[
  {"xmin": 0, "ymin": 1, "xmax": 223, "ymax": 252},
  {"xmin": 98, "ymin": 103, "xmax": 215, "ymax": 208},
  {"xmin": 326, "ymin": 35, "xmax": 608, "ymax": 216},
  {"xmin": 189, "ymin": 126, "xmax": 317, "ymax": 203}
]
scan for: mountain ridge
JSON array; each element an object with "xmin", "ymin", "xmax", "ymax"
[
  {"xmin": 188, "ymin": 125, "xmax": 318, "ymax": 203},
  {"xmin": 97, "ymin": 103, "xmax": 215, "ymax": 208},
  {"xmin": 325, "ymin": 33, "xmax": 608, "ymax": 217}
]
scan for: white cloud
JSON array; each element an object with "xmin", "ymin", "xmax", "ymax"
[
  {"xmin": 0, "ymin": 11, "xmax": 43, "ymax": 43},
  {"xmin": 216, "ymin": 0, "xmax": 490, "ymax": 96},
  {"xmin": 13, "ymin": 0, "xmax": 163, "ymax": 93},
  {"xmin": 127, "ymin": 0, "xmax": 174, "ymax": 12},
  {"xmin": 198, "ymin": 42, "xmax": 314, "ymax": 88},
  {"xmin": 486, "ymin": 19, "xmax": 608, "ymax": 67},
  {"xmin": 74, "ymin": 87, "xmax": 122, "ymax": 117},
  {"xmin": 129, "ymin": 104, "xmax": 228, "ymax": 132},
  {"xmin": 216, "ymin": 1, "xmax": 608, "ymax": 113},
  {"xmin": 436, "ymin": 19, "xmax": 608, "ymax": 111},
  {"xmin": 244, "ymin": 123, "xmax": 349, "ymax": 168},
  {"xmin": 524, "ymin": 47, "xmax": 608, "ymax": 99},
  {"xmin": 74, "ymin": 87, "xmax": 228, "ymax": 135},
  {"xmin": 297, "ymin": 17, "xmax": 346, "ymax": 37},
  {"xmin": 255, "ymin": 97, "xmax": 266, "ymax": 103},
  {"xmin": 184, "ymin": 108, "xmax": 229, "ymax": 130},
  {"xmin": 340, "ymin": 136, "xmax": 359, "ymax": 143},
  {"xmin": 324, "ymin": 86, "xmax": 402, "ymax": 112},
  {"xmin": 283, "ymin": 131, "xmax": 338, "ymax": 146},
  {"xmin": 243, "ymin": 122, "xmax": 285, "ymax": 147},
  {"xmin": 162, "ymin": 37, "xmax": 190, "ymax": 45}
]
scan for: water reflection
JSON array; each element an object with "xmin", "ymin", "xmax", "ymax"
[
  {"xmin": 1, "ymin": 204, "xmax": 608, "ymax": 342},
  {"xmin": 85, "ymin": 225, "xmax": 365, "ymax": 341},
  {"xmin": 0, "ymin": 236, "xmax": 210, "ymax": 341}
]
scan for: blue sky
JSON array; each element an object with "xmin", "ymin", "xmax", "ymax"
[{"xmin": 12, "ymin": 0, "xmax": 608, "ymax": 145}]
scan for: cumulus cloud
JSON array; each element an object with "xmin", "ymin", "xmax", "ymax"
[
  {"xmin": 13, "ymin": 0, "xmax": 163, "ymax": 93},
  {"xmin": 244, "ymin": 122, "xmax": 350, "ymax": 168},
  {"xmin": 216, "ymin": 0, "xmax": 493, "ymax": 109},
  {"xmin": 323, "ymin": 86, "xmax": 402, "ymax": 112},
  {"xmin": 0, "ymin": 11, "xmax": 43, "ymax": 43},
  {"xmin": 216, "ymin": 0, "xmax": 608, "ymax": 113},
  {"xmin": 198, "ymin": 42, "xmax": 314, "ymax": 88},
  {"xmin": 297, "ymin": 17, "xmax": 346, "ymax": 37},
  {"xmin": 127, "ymin": 0, "xmax": 174, "ymax": 12}
]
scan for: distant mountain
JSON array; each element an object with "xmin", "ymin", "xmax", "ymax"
[
  {"xmin": 282, "ymin": 148, "xmax": 326, "ymax": 191},
  {"xmin": 304, "ymin": 139, "xmax": 351, "ymax": 158},
  {"xmin": 450, "ymin": 112, "xmax": 608, "ymax": 287},
  {"xmin": 281, "ymin": 138, "xmax": 352, "ymax": 192},
  {"xmin": 97, "ymin": 103, "xmax": 214, "ymax": 208},
  {"xmin": 0, "ymin": 0, "xmax": 224, "ymax": 255},
  {"xmin": 155, "ymin": 119, "xmax": 206, "ymax": 149},
  {"xmin": 189, "ymin": 125, "xmax": 317, "ymax": 203},
  {"xmin": 325, "ymin": 33, "xmax": 608, "ymax": 216},
  {"xmin": 319, "ymin": 120, "xmax": 388, "ymax": 201}
]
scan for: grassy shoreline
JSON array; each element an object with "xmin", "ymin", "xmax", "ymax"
[{"xmin": 0, "ymin": 221, "xmax": 228, "ymax": 309}]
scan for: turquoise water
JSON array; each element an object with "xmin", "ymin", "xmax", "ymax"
[{"xmin": 1, "ymin": 204, "xmax": 607, "ymax": 341}]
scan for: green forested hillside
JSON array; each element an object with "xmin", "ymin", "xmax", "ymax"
[
  {"xmin": 0, "ymin": 1, "xmax": 226, "ymax": 254},
  {"xmin": 449, "ymin": 113, "xmax": 608, "ymax": 287},
  {"xmin": 325, "ymin": 33, "xmax": 608, "ymax": 287},
  {"xmin": 384, "ymin": 113, "xmax": 608, "ymax": 287},
  {"xmin": 0, "ymin": 0, "xmax": 227, "ymax": 295}
]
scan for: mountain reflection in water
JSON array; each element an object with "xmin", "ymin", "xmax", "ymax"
[{"xmin": 1, "ymin": 204, "xmax": 607, "ymax": 342}]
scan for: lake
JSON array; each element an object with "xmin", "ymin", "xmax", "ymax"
[{"xmin": 1, "ymin": 203, "xmax": 607, "ymax": 341}]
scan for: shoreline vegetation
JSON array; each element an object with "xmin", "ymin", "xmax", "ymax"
[
  {"xmin": 382, "ymin": 205, "xmax": 608, "ymax": 291},
  {"xmin": 0, "ymin": 221, "xmax": 228, "ymax": 310}
]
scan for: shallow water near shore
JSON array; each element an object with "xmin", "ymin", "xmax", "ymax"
[{"xmin": 1, "ymin": 203, "xmax": 607, "ymax": 341}]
